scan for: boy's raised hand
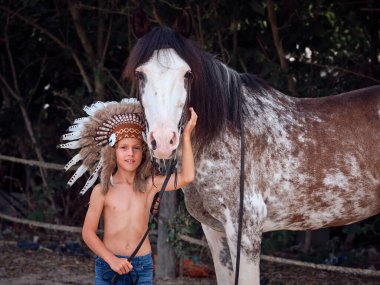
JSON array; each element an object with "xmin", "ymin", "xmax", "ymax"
[{"xmin": 183, "ymin": 107, "xmax": 197, "ymax": 138}]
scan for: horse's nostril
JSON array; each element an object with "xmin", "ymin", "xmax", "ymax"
[
  {"xmin": 152, "ymin": 139, "xmax": 157, "ymax": 150},
  {"xmin": 170, "ymin": 139, "xmax": 173, "ymax": 145}
]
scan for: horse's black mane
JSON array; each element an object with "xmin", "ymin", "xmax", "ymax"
[{"xmin": 123, "ymin": 26, "xmax": 269, "ymax": 146}]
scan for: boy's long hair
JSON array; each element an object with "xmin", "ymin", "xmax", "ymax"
[{"xmin": 134, "ymin": 143, "xmax": 152, "ymax": 193}]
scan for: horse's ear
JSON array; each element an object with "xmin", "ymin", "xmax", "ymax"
[
  {"xmin": 133, "ymin": 6, "xmax": 152, "ymax": 39},
  {"xmin": 174, "ymin": 9, "xmax": 192, "ymax": 38}
]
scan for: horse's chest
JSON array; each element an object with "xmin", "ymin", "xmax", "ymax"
[{"xmin": 185, "ymin": 136, "xmax": 250, "ymax": 225}]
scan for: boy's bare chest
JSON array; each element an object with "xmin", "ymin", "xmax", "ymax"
[{"xmin": 104, "ymin": 189, "xmax": 151, "ymax": 215}]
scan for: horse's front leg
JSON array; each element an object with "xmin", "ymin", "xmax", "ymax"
[
  {"xmin": 225, "ymin": 229, "xmax": 262, "ymax": 285},
  {"xmin": 202, "ymin": 224, "xmax": 234, "ymax": 284},
  {"xmin": 224, "ymin": 194, "xmax": 266, "ymax": 285}
]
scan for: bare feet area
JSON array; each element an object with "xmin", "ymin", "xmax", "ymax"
[{"xmin": 0, "ymin": 225, "xmax": 379, "ymax": 285}]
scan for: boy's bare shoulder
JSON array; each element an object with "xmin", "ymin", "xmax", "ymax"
[
  {"xmin": 93, "ymin": 183, "xmax": 103, "ymax": 192},
  {"xmin": 87, "ymin": 184, "xmax": 106, "ymax": 209},
  {"xmin": 90, "ymin": 184, "xmax": 106, "ymax": 199}
]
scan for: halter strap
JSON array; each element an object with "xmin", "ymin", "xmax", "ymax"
[{"xmin": 234, "ymin": 90, "xmax": 245, "ymax": 285}]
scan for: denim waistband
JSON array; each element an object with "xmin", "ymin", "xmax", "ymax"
[
  {"xmin": 116, "ymin": 252, "xmax": 152, "ymax": 263},
  {"xmin": 97, "ymin": 252, "xmax": 152, "ymax": 266}
]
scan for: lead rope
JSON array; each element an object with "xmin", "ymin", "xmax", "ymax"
[
  {"xmin": 102, "ymin": 159, "xmax": 177, "ymax": 285},
  {"xmin": 234, "ymin": 99, "xmax": 245, "ymax": 285}
]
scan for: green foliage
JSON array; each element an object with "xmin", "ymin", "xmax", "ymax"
[
  {"xmin": 28, "ymin": 184, "xmax": 61, "ymax": 222},
  {"xmin": 343, "ymin": 223, "xmax": 373, "ymax": 236},
  {"xmin": 261, "ymin": 231, "xmax": 297, "ymax": 254},
  {"xmin": 166, "ymin": 191, "xmax": 204, "ymax": 258}
]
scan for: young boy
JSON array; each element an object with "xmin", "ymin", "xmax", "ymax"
[{"xmin": 81, "ymin": 106, "xmax": 197, "ymax": 285}]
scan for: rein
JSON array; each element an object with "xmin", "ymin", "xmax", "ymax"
[
  {"xmin": 102, "ymin": 159, "xmax": 177, "ymax": 285},
  {"xmin": 234, "ymin": 93, "xmax": 245, "ymax": 285}
]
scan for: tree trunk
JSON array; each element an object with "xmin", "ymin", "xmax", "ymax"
[
  {"xmin": 156, "ymin": 191, "xmax": 177, "ymax": 278},
  {"xmin": 267, "ymin": 0, "xmax": 298, "ymax": 97}
]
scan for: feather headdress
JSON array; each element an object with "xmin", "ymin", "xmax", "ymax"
[{"xmin": 58, "ymin": 98, "xmax": 146, "ymax": 195}]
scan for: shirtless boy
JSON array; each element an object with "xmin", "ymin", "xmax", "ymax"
[{"xmin": 81, "ymin": 107, "xmax": 197, "ymax": 285}]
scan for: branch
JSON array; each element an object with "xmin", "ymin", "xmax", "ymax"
[
  {"xmin": 99, "ymin": 0, "xmax": 114, "ymax": 66},
  {"xmin": 102, "ymin": 68, "xmax": 129, "ymax": 98},
  {"xmin": 175, "ymin": 233, "xmax": 380, "ymax": 277},
  {"xmin": 68, "ymin": 0, "xmax": 96, "ymax": 64},
  {"xmin": 267, "ymin": 0, "xmax": 298, "ymax": 97},
  {"xmin": 217, "ymin": 31, "xmax": 227, "ymax": 63},
  {"xmin": 0, "ymin": 154, "xmax": 65, "ymax": 171},
  {"xmin": 151, "ymin": 3, "xmax": 164, "ymax": 25},
  {"xmin": 196, "ymin": 4, "xmax": 205, "ymax": 47},
  {"xmin": 77, "ymin": 3, "xmax": 129, "ymax": 15},
  {"xmin": 159, "ymin": 0, "xmax": 183, "ymax": 10},
  {"xmin": 0, "ymin": 5, "xmax": 93, "ymax": 93},
  {"xmin": 302, "ymin": 61, "xmax": 380, "ymax": 84},
  {"xmin": 4, "ymin": 11, "xmax": 20, "ymax": 95},
  {"xmin": 0, "ymin": 73, "xmax": 49, "ymax": 187},
  {"xmin": 177, "ymin": 233, "xmax": 208, "ymax": 247},
  {"xmin": 260, "ymin": 255, "xmax": 380, "ymax": 277},
  {"xmin": 0, "ymin": 211, "xmax": 83, "ymax": 233},
  {"xmin": 127, "ymin": 5, "xmax": 133, "ymax": 51},
  {"xmin": 0, "ymin": 68, "xmax": 21, "ymax": 101}
]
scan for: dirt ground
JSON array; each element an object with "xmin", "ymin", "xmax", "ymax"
[
  {"xmin": 1, "ymin": 244, "xmax": 380, "ymax": 285},
  {"xmin": 0, "ymin": 225, "xmax": 380, "ymax": 285}
]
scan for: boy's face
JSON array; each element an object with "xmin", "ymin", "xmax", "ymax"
[{"xmin": 115, "ymin": 137, "xmax": 144, "ymax": 172}]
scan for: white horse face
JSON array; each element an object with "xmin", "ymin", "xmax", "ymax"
[{"xmin": 136, "ymin": 48, "xmax": 191, "ymax": 159}]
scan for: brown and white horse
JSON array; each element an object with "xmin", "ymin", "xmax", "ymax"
[{"xmin": 123, "ymin": 10, "xmax": 380, "ymax": 285}]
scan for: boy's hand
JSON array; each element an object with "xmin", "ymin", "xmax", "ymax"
[
  {"xmin": 183, "ymin": 107, "xmax": 197, "ymax": 138},
  {"xmin": 109, "ymin": 257, "xmax": 133, "ymax": 275}
]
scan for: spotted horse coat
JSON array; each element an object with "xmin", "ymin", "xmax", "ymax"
[{"xmin": 185, "ymin": 86, "xmax": 380, "ymax": 284}]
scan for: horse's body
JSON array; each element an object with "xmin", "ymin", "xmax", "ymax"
[
  {"xmin": 185, "ymin": 85, "xmax": 380, "ymax": 283},
  {"xmin": 125, "ymin": 10, "xmax": 380, "ymax": 284}
]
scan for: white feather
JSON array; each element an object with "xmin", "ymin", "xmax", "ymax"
[
  {"xmin": 57, "ymin": 141, "xmax": 81, "ymax": 149},
  {"xmin": 67, "ymin": 164, "xmax": 88, "ymax": 187},
  {"xmin": 73, "ymin": 117, "xmax": 89, "ymax": 124},
  {"xmin": 121, "ymin": 98, "xmax": 138, "ymax": 104},
  {"xmin": 61, "ymin": 132, "xmax": 81, "ymax": 141},
  {"xmin": 67, "ymin": 124, "xmax": 84, "ymax": 132},
  {"xmin": 83, "ymin": 101, "xmax": 107, "ymax": 116},
  {"xmin": 64, "ymin": 153, "xmax": 82, "ymax": 171},
  {"xmin": 79, "ymin": 160, "xmax": 102, "ymax": 195}
]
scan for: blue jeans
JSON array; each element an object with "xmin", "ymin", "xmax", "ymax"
[{"xmin": 95, "ymin": 253, "xmax": 153, "ymax": 285}]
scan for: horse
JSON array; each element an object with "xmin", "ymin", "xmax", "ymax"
[{"xmin": 123, "ymin": 9, "xmax": 380, "ymax": 285}]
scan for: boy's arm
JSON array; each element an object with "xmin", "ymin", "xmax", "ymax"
[
  {"xmin": 82, "ymin": 184, "xmax": 133, "ymax": 275},
  {"xmin": 148, "ymin": 108, "xmax": 197, "ymax": 192}
]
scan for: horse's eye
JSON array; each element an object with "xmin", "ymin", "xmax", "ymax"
[
  {"xmin": 184, "ymin": 71, "xmax": 192, "ymax": 79},
  {"xmin": 135, "ymin": 71, "xmax": 145, "ymax": 81}
]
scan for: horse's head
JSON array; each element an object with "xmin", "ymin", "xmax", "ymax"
[
  {"xmin": 124, "ymin": 9, "xmax": 193, "ymax": 159},
  {"xmin": 123, "ymin": 8, "xmax": 242, "ymax": 160},
  {"xmin": 136, "ymin": 49, "xmax": 191, "ymax": 159}
]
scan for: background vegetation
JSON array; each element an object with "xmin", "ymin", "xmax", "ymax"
[{"xmin": 0, "ymin": 0, "xmax": 379, "ymax": 269}]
